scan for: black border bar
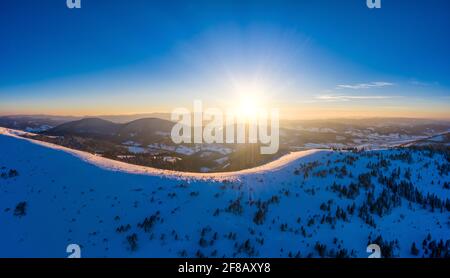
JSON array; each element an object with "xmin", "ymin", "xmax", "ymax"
[{"xmin": 0, "ymin": 259, "xmax": 448, "ymax": 275}]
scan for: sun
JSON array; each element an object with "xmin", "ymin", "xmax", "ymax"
[
  {"xmin": 234, "ymin": 81, "xmax": 267, "ymax": 118},
  {"xmin": 238, "ymin": 94, "xmax": 260, "ymax": 117}
]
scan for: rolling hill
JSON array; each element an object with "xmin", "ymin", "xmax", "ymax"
[{"xmin": 44, "ymin": 117, "xmax": 175, "ymax": 144}]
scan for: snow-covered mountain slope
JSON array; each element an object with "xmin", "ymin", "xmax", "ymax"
[
  {"xmin": 402, "ymin": 132, "xmax": 450, "ymax": 148},
  {"xmin": 0, "ymin": 127, "xmax": 319, "ymax": 180},
  {"xmin": 0, "ymin": 130, "xmax": 449, "ymax": 258}
]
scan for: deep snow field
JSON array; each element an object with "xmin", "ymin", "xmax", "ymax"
[{"xmin": 0, "ymin": 131, "xmax": 448, "ymax": 258}]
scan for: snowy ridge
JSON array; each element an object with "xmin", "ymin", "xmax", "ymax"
[{"xmin": 0, "ymin": 127, "xmax": 322, "ymax": 181}]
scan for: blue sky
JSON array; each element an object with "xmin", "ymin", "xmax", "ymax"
[{"xmin": 0, "ymin": 0, "xmax": 449, "ymax": 118}]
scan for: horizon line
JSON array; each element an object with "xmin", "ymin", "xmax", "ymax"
[{"xmin": 1, "ymin": 113, "xmax": 449, "ymax": 122}]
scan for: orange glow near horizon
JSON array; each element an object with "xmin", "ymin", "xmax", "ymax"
[{"xmin": 1, "ymin": 101, "xmax": 449, "ymax": 120}]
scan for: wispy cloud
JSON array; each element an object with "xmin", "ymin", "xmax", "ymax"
[
  {"xmin": 336, "ymin": 82, "xmax": 394, "ymax": 90},
  {"xmin": 316, "ymin": 95, "xmax": 398, "ymax": 102},
  {"xmin": 409, "ymin": 80, "xmax": 439, "ymax": 87}
]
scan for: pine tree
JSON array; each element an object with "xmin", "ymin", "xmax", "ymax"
[{"xmin": 411, "ymin": 242, "xmax": 419, "ymax": 256}]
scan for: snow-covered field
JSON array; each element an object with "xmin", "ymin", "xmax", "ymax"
[{"xmin": 0, "ymin": 128, "xmax": 448, "ymax": 258}]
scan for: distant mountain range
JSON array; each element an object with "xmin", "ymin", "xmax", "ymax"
[
  {"xmin": 44, "ymin": 117, "xmax": 174, "ymax": 144},
  {"xmin": 1, "ymin": 114, "xmax": 450, "ymax": 152},
  {"xmin": 0, "ymin": 113, "xmax": 172, "ymax": 124}
]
